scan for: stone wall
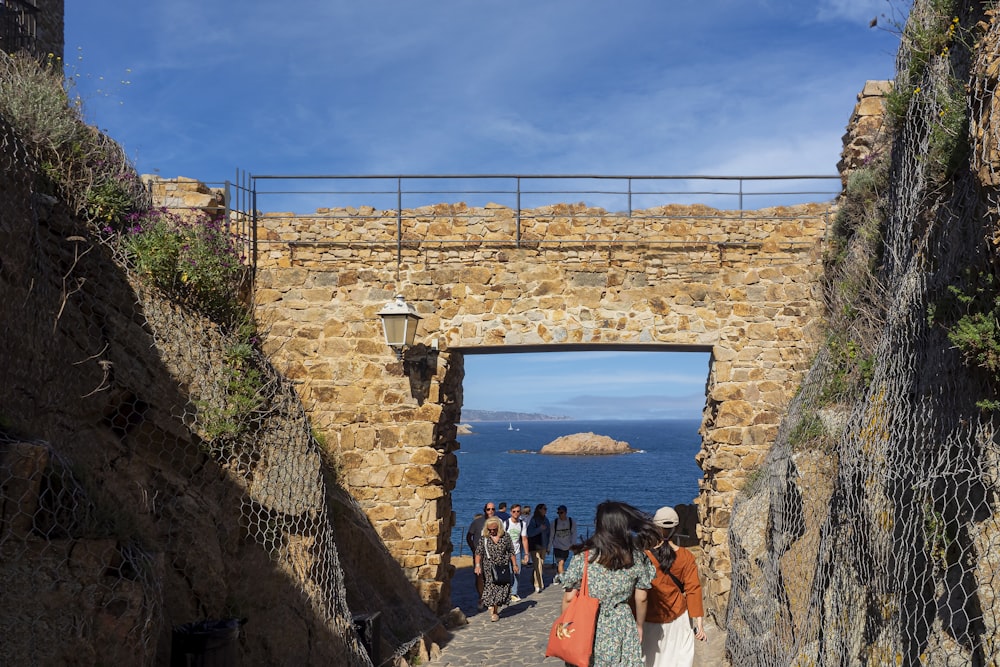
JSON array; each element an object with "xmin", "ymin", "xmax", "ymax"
[
  {"xmin": 0, "ymin": 0, "xmax": 63, "ymax": 60},
  {"xmin": 249, "ymin": 198, "xmax": 831, "ymax": 617},
  {"xmin": 34, "ymin": 0, "xmax": 63, "ymax": 60},
  {"xmin": 838, "ymin": 79, "xmax": 893, "ymax": 184}
]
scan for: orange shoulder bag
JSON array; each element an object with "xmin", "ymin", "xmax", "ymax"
[{"xmin": 545, "ymin": 551, "xmax": 600, "ymax": 667}]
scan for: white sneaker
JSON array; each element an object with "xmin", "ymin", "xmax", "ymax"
[
  {"xmin": 510, "ymin": 594, "xmax": 521, "ymax": 602},
  {"xmin": 553, "ymin": 574, "xmax": 562, "ymax": 584},
  {"xmin": 534, "ymin": 586, "xmax": 542, "ymax": 593}
]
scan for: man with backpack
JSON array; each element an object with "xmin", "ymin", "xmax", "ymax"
[
  {"xmin": 549, "ymin": 505, "xmax": 577, "ymax": 584},
  {"xmin": 503, "ymin": 504, "xmax": 530, "ymax": 601}
]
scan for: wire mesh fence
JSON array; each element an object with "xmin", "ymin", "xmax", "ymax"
[
  {"xmin": 0, "ymin": 109, "xmax": 379, "ymax": 663},
  {"xmin": 725, "ymin": 2, "xmax": 1000, "ymax": 664}
]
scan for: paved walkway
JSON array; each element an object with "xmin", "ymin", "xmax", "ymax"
[{"xmin": 429, "ymin": 559, "xmax": 727, "ymax": 666}]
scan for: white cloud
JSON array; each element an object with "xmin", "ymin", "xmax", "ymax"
[{"xmin": 538, "ymin": 393, "xmax": 708, "ymax": 420}]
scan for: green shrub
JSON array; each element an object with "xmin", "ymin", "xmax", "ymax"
[
  {"xmin": 925, "ymin": 71, "xmax": 969, "ymax": 179},
  {"xmin": 885, "ymin": 0, "xmax": 960, "ymax": 129},
  {"xmin": 928, "ymin": 269, "xmax": 1000, "ymax": 408},
  {"xmin": 0, "ymin": 52, "xmax": 81, "ymax": 150},
  {"xmin": 948, "ymin": 309, "xmax": 1000, "ymax": 372},
  {"xmin": 2, "ymin": 50, "xmax": 269, "ymax": 455},
  {"xmin": 788, "ymin": 410, "xmax": 829, "ymax": 452},
  {"xmin": 120, "ymin": 211, "xmax": 181, "ymax": 290},
  {"xmin": 941, "ymin": 273, "xmax": 1000, "ymax": 374},
  {"xmin": 884, "ymin": 3, "xmax": 981, "ymax": 186},
  {"xmin": 86, "ymin": 171, "xmax": 143, "ymax": 224},
  {"xmin": 195, "ymin": 333, "xmax": 268, "ymax": 447},
  {"xmin": 119, "ymin": 209, "xmax": 247, "ymax": 323},
  {"xmin": 826, "ymin": 156, "xmax": 889, "ymax": 271},
  {"xmin": 820, "ymin": 334, "xmax": 876, "ymax": 404}
]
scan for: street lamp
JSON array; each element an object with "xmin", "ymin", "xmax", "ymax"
[{"xmin": 377, "ymin": 294, "xmax": 422, "ymax": 360}]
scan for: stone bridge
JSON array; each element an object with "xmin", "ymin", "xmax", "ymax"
[{"xmin": 231, "ymin": 181, "xmax": 832, "ymax": 620}]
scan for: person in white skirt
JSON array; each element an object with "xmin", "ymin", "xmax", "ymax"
[{"xmin": 641, "ymin": 506, "xmax": 707, "ymax": 667}]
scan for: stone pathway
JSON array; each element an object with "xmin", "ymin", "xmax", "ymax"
[{"xmin": 429, "ymin": 560, "xmax": 727, "ymax": 666}]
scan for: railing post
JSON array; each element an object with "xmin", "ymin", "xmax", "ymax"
[
  {"xmin": 397, "ymin": 177, "xmax": 403, "ymax": 270},
  {"xmin": 628, "ymin": 177, "xmax": 633, "ymax": 217},
  {"xmin": 516, "ymin": 176, "xmax": 522, "ymax": 248},
  {"xmin": 251, "ymin": 173, "xmax": 258, "ymax": 286}
]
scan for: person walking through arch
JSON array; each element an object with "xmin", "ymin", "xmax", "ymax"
[
  {"xmin": 466, "ymin": 502, "xmax": 496, "ymax": 609},
  {"xmin": 641, "ymin": 506, "xmax": 707, "ymax": 667},
  {"xmin": 526, "ymin": 503, "xmax": 551, "ymax": 593},
  {"xmin": 550, "ymin": 504, "xmax": 577, "ymax": 583},
  {"xmin": 557, "ymin": 500, "xmax": 659, "ymax": 666},
  {"xmin": 474, "ymin": 515, "xmax": 518, "ymax": 622},
  {"xmin": 504, "ymin": 503, "xmax": 530, "ymax": 601},
  {"xmin": 522, "ymin": 505, "xmax": 533, "ymax": 565}
]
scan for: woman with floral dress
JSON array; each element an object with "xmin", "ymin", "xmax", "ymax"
[
  {"xmin": 474, "ymin": 515, "xmax": 519, "ymax": 621},
  {"xmin": 559, "ymin": 500, "xmax": 659, "ymax": 667}
]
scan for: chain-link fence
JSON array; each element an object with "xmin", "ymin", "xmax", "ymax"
[
  {"xmin": 726, "ymin": 1, "xmax": 1000, "ymax": 664},
  {"xmin": 0, "ymin": 105, "xmax": 389, "ymax": 662}
]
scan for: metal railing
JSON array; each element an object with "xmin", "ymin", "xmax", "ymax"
[
  {"xmin": 224, "ymin": 169, "xmax": 257, "ymax": 291},
  {"xmin": 150, "ymin": 173, "xmax": 841, "ymax": 278},
  {"xmin": 250, "ymin": 173, "xmax": 841, "ymax": 217},
  {"xmin": 247, "ymin": 174, "xmax": 840, "ymax": 268}
]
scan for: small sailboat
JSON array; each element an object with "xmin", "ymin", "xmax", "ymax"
[{"xmin": 508, "ymin": 422, "xmax": 514, "ymax": 431}]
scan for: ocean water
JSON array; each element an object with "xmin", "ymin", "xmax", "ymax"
[{"xmin": 449, "ymin": 419, "xmax": 703, "ymax": 556}]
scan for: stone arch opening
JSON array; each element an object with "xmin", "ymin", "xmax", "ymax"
[{"xmin": 444, "ymin": 345, "xmax": 713, "ymax": 583}]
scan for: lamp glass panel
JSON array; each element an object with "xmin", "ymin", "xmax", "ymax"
[
  {"xmin": 402, "ymin": 314, "xmax": 419, "ymax": 347},
  {"xmin": 382, "ymin": 314, "xmax": 407, "ymax": 348}
]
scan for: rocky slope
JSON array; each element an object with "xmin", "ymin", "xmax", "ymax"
[
  {"xmin": 725, "ymin": 3, "xmax": 1000, "ymax": 664},
  {"xmin": 0, "ymin": 115, "xmax": 441, "ymax": 664}
]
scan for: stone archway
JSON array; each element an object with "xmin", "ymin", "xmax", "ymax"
[{"xmin": 250, "ymin": 199, "xmax": 829, "ymax": 617}]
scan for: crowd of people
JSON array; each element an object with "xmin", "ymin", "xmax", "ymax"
[{"xmin": 464, "ymin": 499, "xmax": 706, "ymax": 667}]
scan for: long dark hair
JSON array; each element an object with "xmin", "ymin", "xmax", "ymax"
[
  {"xmin": 573, "ymin": 500, "xmax": 660, "ymax": 570},
  {"xmin": 650, "ymin": 526, "xmax": 678, "ymax": 573}
]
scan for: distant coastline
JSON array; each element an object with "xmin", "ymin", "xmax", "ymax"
[{"xmin": 461, "ymin": 409, "xmax": 570, "ymax": 422}]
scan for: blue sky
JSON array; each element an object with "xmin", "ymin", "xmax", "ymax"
[
  {"xmin": 65, "ymin": 1, "xmax": 903, "ymax": 179},
  {"xmin": 64, "ymin": 0, "xmax": 903, "ymax": 420},
  {"xmin": 462, "ymin": 351, "xmax": 712, "ymax": 420}
]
